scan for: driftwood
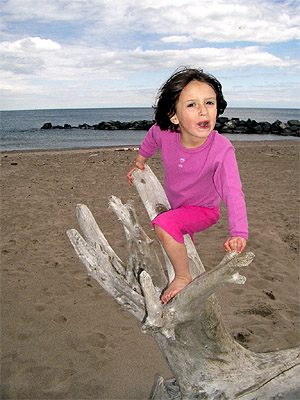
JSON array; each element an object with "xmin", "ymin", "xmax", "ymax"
[{"xmin": 67, "ymin": 164, "xmax": 300, "ymax": 399}]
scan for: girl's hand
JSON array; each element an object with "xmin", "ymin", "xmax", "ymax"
[
  {"xmin": 126, "ymin": 161, "xmax": 145, "ymax": 186},
  {"xmin": 223, "ymin": 237, "xmax": 246, "ymax": 253}
]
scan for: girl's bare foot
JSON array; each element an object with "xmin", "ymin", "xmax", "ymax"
[{"xmin": 161, "ymin": 276, "xmax": 192, "ymax": 305}]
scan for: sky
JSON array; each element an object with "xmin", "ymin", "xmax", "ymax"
[{"xmin": 1, "ymin": 0, "xmax": 299, "ymax": 110}]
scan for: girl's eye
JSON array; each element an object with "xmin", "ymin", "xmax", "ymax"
[
  {"xmin": 207, "ymin": 101, "xmax": 215, "ymax": 105},
  {"xmin": 187, "ymin": 103, "xmax": 196, "ymax": 107}
]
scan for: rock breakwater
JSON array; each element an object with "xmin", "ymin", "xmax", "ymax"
[{"xmin": 41, "ymin": 118, "xmax": 300, "ymax": 137}]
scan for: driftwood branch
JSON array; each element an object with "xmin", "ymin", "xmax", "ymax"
[
  {"xmin": 67, "ymin": 205, "xmax": 145, "ymax": 321},
  {"xmin": 67, "ymin": 164, "xmax": 300, "ymax": 399}
]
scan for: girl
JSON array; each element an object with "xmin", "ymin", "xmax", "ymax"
[{"xmin": 127, "ymin": 67, "xmax": 248, "ymax": 305}]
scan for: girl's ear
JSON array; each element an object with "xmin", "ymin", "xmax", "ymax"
[{"xmin": 170, "ymin": 114, "xmax": 179, "ymax": 125}]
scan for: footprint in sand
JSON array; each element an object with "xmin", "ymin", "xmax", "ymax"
[
  {"xmin": 35, "ymin": 304, "xmax": 46, "ymax": 312},
  {"xmin": 86, "ymin": 332, "xmax": 107, "ymax": 348},
  {"xmin": 68, "ymin": 332, "xmax": 108, "ymax": 354},
  {"xmin": 52, "ymin": 314, "xmax": 67, "ymax": 323},
  {"xmin": 263, "ymin": 290, "xmax": 276, "ymax": 300}
]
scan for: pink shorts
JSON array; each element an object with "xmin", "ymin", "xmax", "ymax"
[{"xmin": 152, "ymin": 205, "xmax": 220, "ymax": 244}]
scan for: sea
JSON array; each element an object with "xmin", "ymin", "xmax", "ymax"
[{"xmin": 1, "ymin": 107, "xmax": 299, "ymax": 152}]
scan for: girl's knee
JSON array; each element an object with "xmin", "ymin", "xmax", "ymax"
[
  {"xmin": 154, "ymin": 223, "xmax": 165, "ymax": 238},
  {"xmin": 154, "ymin": 224, "xmax": 174, "ymax": 243},
  {"xmin": 152, "ymin": 213, "xmax": 185, "ymax": 244}
]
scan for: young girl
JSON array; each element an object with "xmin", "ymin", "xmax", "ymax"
[{"xmin": 127, "ymin": 67, "xmax": 248, "ymax": 305}]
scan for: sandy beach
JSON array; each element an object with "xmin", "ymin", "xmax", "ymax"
[{"xmin": 1, "ymin": 140, "xmax": 299, "ymax": 399}]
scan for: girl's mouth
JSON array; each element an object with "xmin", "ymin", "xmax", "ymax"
[{"xmin": 198, "ymin": 121, "xmax": 210, "ymax": 129}]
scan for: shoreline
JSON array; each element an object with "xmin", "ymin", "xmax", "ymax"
[
  {"xmin": 0, "ymin": 145, "xmax": 141, "ymax": 155},
  {"xmin": 1, "ymin": 138, "xmax": 299, "ymax": 155},
  {"xmin": 1, "ymin": 140, "xmax": 299, "ymax": 399}
]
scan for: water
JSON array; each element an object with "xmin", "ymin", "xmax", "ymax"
[
  {"xmin": 223, "ymin": 108, "xmax": 299, "ymax": 124},
  {"xmin": 1, "ymin": 107, "xmax": 299, "ymax": 152}
]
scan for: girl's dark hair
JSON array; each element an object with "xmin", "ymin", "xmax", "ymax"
[{"xmin": 154, "ymin": 67, "xmax": 227, "ymax": 131}]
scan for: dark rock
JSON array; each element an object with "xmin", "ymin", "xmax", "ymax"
[
  {"xmin": 214, "ymin": 122, "xmax": 223, "ymax": 131},
  {"xmin": 261, "ymin": 122, "xmax": 271, "ymax": 131},
  {"xmin": 221, "ymin": 128, "xmax": 234, "ymax": 133},
  {"xmin": 252, "ymin": 125, "xmax": 263, "ymax": 133},
  {"xmin": 289, "ymin": 125, "xmax": 300, "ymax": 135},
  {"xmin": 41, "ymin": 122, "xmax": 52, "ymax": 129},
  {"xmin": 103, "ymin": 121, "xmax": 118, "ymax": 130},
  {"xmin": 217, "ymin": 117, "xmax": 229, "ymax": 124},
  {"xmin": 79, "ymin": 123, "xmax": 92, "ymax": 129},
  {"xmin": 245, "ymin": 119, "xmax": 258, "ymax": 129},
  {"xmin": 94, "ymin": 122, "xmax": 108, "ymax": 130},
  {"xmin": 235, "ymin": 126, "xmax": 249, "ymax": 134},
  {"xmin": 271, "ymin": 120, "xmax": 283, "ymax": 128},
  {"xmin": 279, "ymin": 122, "xmax": 287, "ymax": 130},
  {"xmin": 224, "ymin": 121, "xmax": 237, "ymax": 129},
  {"xmin": 40, "ymin": 118, "xmax": 299, "ymax": 137},
  {"xmin": 279, "ymin": 129, "xmax": 292, "ymax": 136},
  {"xmin": 287, "ymin": 120, "xmax": 300, "ymax": 127},
  {"xmin": 271, "ymin": 128, "xmax": 280, "ymax": 135}
]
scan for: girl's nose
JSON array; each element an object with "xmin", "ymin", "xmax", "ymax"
[{"xmin": 198, "ymin": 105, "xmax": 207, "ymax": 115}]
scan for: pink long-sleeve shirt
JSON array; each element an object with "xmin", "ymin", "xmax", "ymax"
[{"xmin": 139, "ymin": 124, "xmax": 248, "ymax": 240}]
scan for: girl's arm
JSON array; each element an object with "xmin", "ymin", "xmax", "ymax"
[
  {"xmin": 127, "ymin": 154, "xmax": 148, "ymax": 186},
  {"xmin": 213, "ymin": 146, "xmax": 248, "ymax": 252},
  {"xmin": 127, "ymin": 124, "xmax": 162, "ymax": 186}
]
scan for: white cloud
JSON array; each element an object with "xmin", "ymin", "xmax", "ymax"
[
  {"xmin": 133, "ymin": 1, "xmax": 300, "ymax": 44},
  {"xmin": 125, "ymin": 46, "xmax": 297, "ymax": 70},
  {"xmin": 0, "ymin": 37, "xmax": 61, "ymax": 75},
  {"xmin": 161, "ymin": 36, "xmax": 192, "ymax": 44},
  {"xmin": 5, "ymin": 37, "xmax": 61, "ymax": 51},
  {"xmin": 2, "ymin": 0, "xmax": 88, "ymax": 21},
  {"xmin": 1, "ymin": 36, "xmax": 298, "ymax": 82},
  {"xmin": 2, "ymin": 0, "xmax": 300, "ymax": 44},
  {"xmin": 1, "ymin": 0, "xmax": 299, "ymax": 109},
  {"xmin": 83, "ymin": 45, "xmax": 299, "ymax": 75}
]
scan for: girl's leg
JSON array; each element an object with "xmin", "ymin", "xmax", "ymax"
[
  {"xmin": 154, "ymin": 224, "xmax": 192, "ymax": 305},
  {"xmin": 152, "ymin": 205, "xmax": 220, "ymax": 304}
]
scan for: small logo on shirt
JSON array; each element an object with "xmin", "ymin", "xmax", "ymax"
[{"xmin": 178, "ymin": 158, "xmax": 185, "ymax": 169}]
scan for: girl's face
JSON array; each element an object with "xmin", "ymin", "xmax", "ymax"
[{"xmin": 170, "ymin": 80, "xmax": 217, "ymax": 148}]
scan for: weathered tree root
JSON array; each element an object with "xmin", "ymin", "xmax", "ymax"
[{"xmin": 67, "ymin": 164, "xmax": 300, "ymax": 399}]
